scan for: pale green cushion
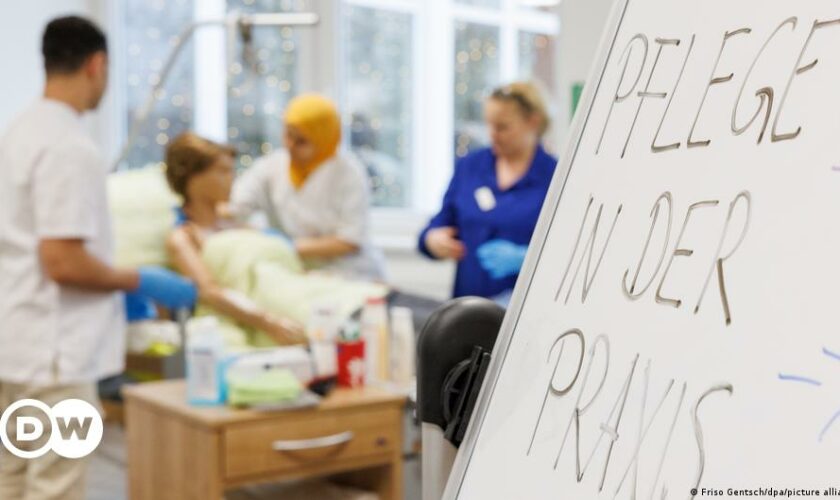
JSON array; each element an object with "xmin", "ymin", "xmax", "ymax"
[{"xmin": 108, "ymin": 164, "xmax": 180, "ymax": 268}]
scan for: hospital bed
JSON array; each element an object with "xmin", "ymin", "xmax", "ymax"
[{"xmin": 100, "ymin": 164, "xmax": 442, "ymax": 398}]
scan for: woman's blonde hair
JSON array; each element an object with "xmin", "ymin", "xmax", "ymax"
[
  {"xmin": 165, "ymin": 132, "xmax": 236, "ymax": 200},
  {"xmin": 489, "ymin": 81, "xmax": 551, "ymax": 136}
]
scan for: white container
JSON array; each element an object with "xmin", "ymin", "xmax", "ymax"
[
  {"xmin": 126, "ymin": 320, "xmax": 181, "ymax": 354},
  {"xmin": 307, "ymin": 300, "xmax": 341, "ymax": 342},
  {"xmin": 310, "ymin": 341, "xmax": 338, "ymax": 381},
  {"xmin": 307, "ymin": 300, "xmax": 340, "ymax": 379},
  {"xmin": 390, "ymin": 307, "xmax": 416, "ymax": 385},
  {"xmin": 225, "ymin": 346, "xmax": 314, "ymax": 386},
  {"xmin": 185, "ymin": 316, "xmax": 226, "ymax": 405},
  {"xmin": 361, "ymin": 296, "xmax": 390, "ymax": 383}
]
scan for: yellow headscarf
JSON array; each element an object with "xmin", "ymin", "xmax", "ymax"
[{"xmin": 284, "ymin": 94, "xmax": 342, "ymax": 189}]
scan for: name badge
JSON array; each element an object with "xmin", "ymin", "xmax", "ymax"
[{"xmin": 474, "ymin": 186, "xmax": 497, "ymax": 212}]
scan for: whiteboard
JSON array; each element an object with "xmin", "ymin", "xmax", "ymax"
[{"xmin": 446, "ymin": 0, "xmax": 840, "ymax": 498}]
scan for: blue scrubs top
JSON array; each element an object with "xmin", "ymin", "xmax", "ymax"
[{"xmin": 418, "ymin": 145, "xmax": 557, "ymax": 298}]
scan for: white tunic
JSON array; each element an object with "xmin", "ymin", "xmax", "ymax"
[
  {"xmin": 231, "ymin": 150, "xmax": 384, "ymax": 280},
  {"xmin": 0, "ymin": 99, "xmax": 126, "ymax": 385}
]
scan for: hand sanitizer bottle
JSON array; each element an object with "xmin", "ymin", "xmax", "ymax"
[
  {"xmin": 361, "ymin": 296, "xmax": 390, "ymax": 384},
  {"xmin": 186, "ymin": 316, "xmax": 225, "ymax": 405}
]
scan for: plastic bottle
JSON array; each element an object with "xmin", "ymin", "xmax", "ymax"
[
  {"xmin": 186, "ymin": 316, "xmax": 225, "ymax": 405},
  {"xmin": 307, "ymin": 301, "xmax": 341, "ymax": 342},
  {"xmin": 361, "ymin": 296, "xmax": 390, "ymax": 383},
  {"xmin": 307, "ymin": 300, "xmax": 340, "ymax": 382},
  {"xmin": 390, "ymin": 307, "xmax": 416, "ymax": 385}
]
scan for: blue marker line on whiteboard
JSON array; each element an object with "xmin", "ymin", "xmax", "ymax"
[
  {"xmin": 779, "ymin": 349, "xmax": 840, "ymax": 443},
  {"xmin": 777, "ymin": 373, "xmax": 823, "ymax": 386},
  {"xmin": 823, "ymin": 347, "xmax": 840, "ymax": 363},
  {"xmin": 819, "ymin": 409, "xmax": 840, "ymax": 442},
  {"xmin": 832, "ymin": 165, "xmax": 840, "ymax": 172}
]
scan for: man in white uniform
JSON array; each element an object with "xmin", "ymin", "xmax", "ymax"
[{"xmin": 0, "ymin": 17, "xmax": 196, "ymax": 500}]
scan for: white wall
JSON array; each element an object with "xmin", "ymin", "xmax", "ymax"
[
  {"xmin": 391, "ymin": 0, "xmax": 620, "ymax": 302},
  {"xmin": 0, "ymin": 1, "xmax": 91, "ymax": 128},
  {"xmin": 556, "ymin": 0, "xmax": 615, "ymax": 145},
  {"xmin": 0, "ymin": 1, "xmax": 117, "ymax": 156}
]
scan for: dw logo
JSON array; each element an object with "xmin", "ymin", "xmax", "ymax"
[{"xmin": 0, "ymin": 399, "xmax": 103, "ymax": 459}]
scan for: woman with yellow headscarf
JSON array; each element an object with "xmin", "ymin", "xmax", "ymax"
[{"xmin": 230, "ymin": 93, "xmax": 384, "ymax": 279}]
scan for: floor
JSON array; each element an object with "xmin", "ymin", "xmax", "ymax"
[
  {"xmin": 86, "ymin": 423, "xmax": 422, "ymax": 500},
  {"xmin": 86, "ymin": 424, "xmax": 128, "ymax": 500}
]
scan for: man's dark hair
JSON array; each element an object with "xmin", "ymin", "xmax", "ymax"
[{"xmin": 42, "ymin": 16, "xmax": 107, "ymax": 75}]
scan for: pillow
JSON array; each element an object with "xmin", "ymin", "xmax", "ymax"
[{"xmin": 108, "ymin": 164, "xmax": 181, "ymax": 268}]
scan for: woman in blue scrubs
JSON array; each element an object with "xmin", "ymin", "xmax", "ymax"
[{"xmin": 418, "ymin": 81, "xmax": 557, "ymax": 300}]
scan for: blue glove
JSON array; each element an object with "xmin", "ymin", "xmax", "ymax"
[
  {"xmin": 477, "ymin": 239, "xmax": 528, "ymax": 280},
  {"xmin": 136, "ymin": 266, "xmax": 198, "ymax": 310},
  {"xmin": 124, "ymin": 292, "xmax": 158, "ymax": 322}
]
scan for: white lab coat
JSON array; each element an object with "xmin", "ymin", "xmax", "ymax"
[
  {"xmin": 231, "ymin": 150, "xmax": 385, "ymax": 280},
  {"xmin": 0, "ymin": 99, "xmax": 125, "ymax": 384}
]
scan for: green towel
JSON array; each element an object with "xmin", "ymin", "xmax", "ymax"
[{"xmin": 227, "ymin": 369, "xmax": 302, "ymax": 407}]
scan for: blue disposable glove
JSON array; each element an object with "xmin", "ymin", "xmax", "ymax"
[
  {"xmin": 136, "ymin": 266, "xmax": 198, "ymax": 310},
  {"xmin": 477, "ymin": 239, "xmax": 528, "ymax": 280},
  {"xmin": 124, "ymin": 292, "xmax": 158, "ymax": 322}
]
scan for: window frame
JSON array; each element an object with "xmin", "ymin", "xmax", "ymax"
[
  {"xmin": 339, "ymin": 0, "xmax": 423, "ymax": 211},
  {"xmin": 108, "ymin": 0, "xmax": 321, "ymax": 163},
  {"xmin": 339, "ymin": 0, "xmax": 559, "ymax": 248},
  {"xmin": 108, "ymin": 0, "xmax": 559, "ymax": 248}
]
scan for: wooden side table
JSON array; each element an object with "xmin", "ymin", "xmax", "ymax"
[{"xmin": 123, "ymin": 380, "xmax": 406, "ymax": 500}]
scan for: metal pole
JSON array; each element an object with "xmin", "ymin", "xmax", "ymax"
[{"xmin": 111, "ymin": 12, "xmax": 318, "ymax": 171}]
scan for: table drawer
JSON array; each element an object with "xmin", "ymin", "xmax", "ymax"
[{"xmin": 223, "ymin": 406, "xmax": 400, "ymax": 479}]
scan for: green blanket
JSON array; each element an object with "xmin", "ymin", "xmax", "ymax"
[
  {"xmin": 109, "ymin": 165, "xmax": 389, "ymax": 349},
  {"xmin": 200, "ymin": 229, "xmax": 388, "ymax": 347}
]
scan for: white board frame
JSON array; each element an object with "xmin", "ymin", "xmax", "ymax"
[{"xmin": 442, "ymin": 0, "xmax": 634, "ymax": 496}]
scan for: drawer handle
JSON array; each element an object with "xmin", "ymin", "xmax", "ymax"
[{"xmin": 272, "ymin": 431, "xmax": 355, "ymax": 451}]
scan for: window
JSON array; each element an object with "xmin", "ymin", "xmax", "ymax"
[
  {"xmin": 518, "ymin": 30, "xmax": 557, "ymax": 151},
  {"xmin": 339, "ymin": 0, "xmax": 559, "ymax": 211},
  {"xmin": 226, "ymin": 0, "xmax": 306, "ymax": 169},
  {"xmin": 453, "ymin": 22, "xmax": 500, "ymax": 158},
  {"xmin": 117, "ymin": 0, "xmax": 558, "ymax": 216},
  {"xmin": 450, "ymin": 1, "xmax": 560, "ymax": 159},
  {"xmin": 342, "ymin": 4, "xmax": 414, "ymax": 208},
  {"xmin": 118, "ymin": 0, "xmax": 307, "ymax": 170},
  {"xmin": 122, "ymin": 0, "xmax": 195, "ymax": 169},
  {"xmin": 518, "ymin": 31, "xmax": 555, "ymax": 92},
  {"xmin": 456, "ymin": 0, "xmax": 501, "ymax": 7}
]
